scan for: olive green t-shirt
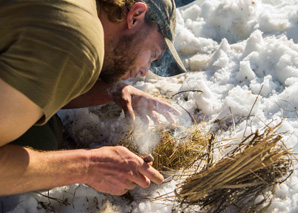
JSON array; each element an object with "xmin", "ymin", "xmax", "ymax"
[{"xmin": 0, "ymin": 0, "xmax": 104, "ymax": 124}]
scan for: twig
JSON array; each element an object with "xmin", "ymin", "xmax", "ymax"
[
  {"xmin": 244, "ymin": 85, "xmax": 263, "ymax": 136},
  {"xmin": 176, "ymin": 102, "xmax": 195, "ymax": 124},
  {"xmin": 276, "ymin": 99, "xmax": 298, "ymax": 118},
  {"xmin": 47, "ymin": 190, "xmax": 51, "ymax": 205},
  {"xmin": 36, "ymin": 192, "xmax": 70, "ymax": 206},
  {"xmin": 72, "ymin": 185, "xmax": 81, "ymax": 209},
  {"xmin": 171, "ymin": 90, "xmax": 203, "ymax": 100},
  {"xmin": 229, "ymin": 107, "xmax": 236, "ymax": 135}
]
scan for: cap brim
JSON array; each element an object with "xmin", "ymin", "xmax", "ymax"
[{"xmin": 150, "ymin": 38, "xmax": 187, "ymax": 77}]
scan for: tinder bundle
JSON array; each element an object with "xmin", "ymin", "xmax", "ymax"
[{"xmin": 176, "ymin": 123, "xmax": 294, "ymax": 212}]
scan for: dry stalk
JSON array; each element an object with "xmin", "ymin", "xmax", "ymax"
[{"xmin": 176, "ymin": 123, "xmax": 294, "ymax": 213}]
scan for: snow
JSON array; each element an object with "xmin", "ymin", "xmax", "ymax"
[{"xmin": 2, "ymin": 0, "xmax": 298, "ymax": 212}]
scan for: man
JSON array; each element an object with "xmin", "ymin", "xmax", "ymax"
[{"xmin": 0, "ymin": 0, "xmax": 186, "ymax": 196}]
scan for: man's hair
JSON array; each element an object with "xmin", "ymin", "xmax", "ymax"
[{"xmin": 97, "ymin": 0, "xmax": 155, "ymax": 26}]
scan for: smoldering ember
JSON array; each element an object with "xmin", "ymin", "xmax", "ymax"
[{"xmin": 1, "ymin": 0, "xmax": 298, "ymax": 212}]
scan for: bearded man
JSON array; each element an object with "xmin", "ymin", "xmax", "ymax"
[{"xmin": 0, "ymin": 0, "xmax": 186, "ymax": 196}]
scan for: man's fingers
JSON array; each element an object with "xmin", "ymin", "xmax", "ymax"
[
  {"xmin": 98, "ymin": 178, "xmax": 130, "ymax": 196},
  {"xmin": 116, "ymin": 178, "xmax": 137, "ymax": 191},
  {"xmin": 138, "ymin": 162, "xmax": 164, "ymax": 185},
  {"xmin": 155, "ymin": 101, "xmax": 181, "ymax": 117},
  {"xmin": 131, "ymin": 170, "xmax": 151, "ymax": 189},
  {"xmin": 129, "ymin": 156, "xmax": 163, "ymax": 188},
  {"xmin": 169, "ymin": 105, "xmax": 182, "ymax": 116},
  {"xmin": 124, "ymin": 106, "xmax": 136, "ymax": 123},
  {"xmin": 148, "ymin": 111, "xmax": 160, "ymax": 125},
  {"xmin": 110, "ymin": 187, "xmax": 129, "ymax": 196},
  {"xmin": 162, "ymin": 111, "xmax": 176, "ymax": 124},
  {"xmin": 125, "ymin": 181, "xmax": 137, "ymax": 190},
  {"xmin": 154, "ymin": 101, "xmax": 181, "ymax": 123}
]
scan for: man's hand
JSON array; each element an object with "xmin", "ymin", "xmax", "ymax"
[
  {"xmin": 64, "ymin": 80, "xmax": 181, "ymax": 127},
  {"xmin": 0, "ymin": 145, "xmax": 163, "ymax": 196},
  {"xmin": 86, "ymin": 146, "xmax": 164, "ymax": 195},
  {"xmin": 109, "ymin": 83, "xmax": 181, "ymax": 126}
]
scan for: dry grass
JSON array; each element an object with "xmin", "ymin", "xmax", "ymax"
[
  {"xmin": 152, "ymin": 123, "xmax": 209, "ymax": 172},
  {"xmin": 118, "ymin": 129, "xmax": 141, "ymax": 155},
  {"xmin": 118, "ymin": 123, "xmax": 210, "ymax": 173},
  {"xmin": 176, "ymin": 123, "xmax": 294, "ymax": 212}
]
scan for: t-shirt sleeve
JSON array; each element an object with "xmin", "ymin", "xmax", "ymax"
[{"xmin": 0, "ymin": 0, "xmax": 104, "ymax": 124}]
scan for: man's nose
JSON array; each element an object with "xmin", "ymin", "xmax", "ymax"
[
  {"xmin": 138, "ymin": 67, "xmax": 149, "ymax": 77},
  {"xmin": 138, "ymin": 54, "xmax": 154, "ymax": 77}
]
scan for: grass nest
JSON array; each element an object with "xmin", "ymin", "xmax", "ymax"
[
  {"xmin": 176, "ymin": 123, "xmax": 295, "ymax": 212},
  {"xmin": 118, "ymin": 122, "xmax": 210, "ymax": 172}
]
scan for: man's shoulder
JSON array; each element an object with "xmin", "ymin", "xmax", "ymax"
[
  {"xmin": 0, "ymin": 0, "xmax": 104, "ymax": 61},
  {"xmin": 0, "ymin": 0, "xmax": 104, "ymax": 124}
]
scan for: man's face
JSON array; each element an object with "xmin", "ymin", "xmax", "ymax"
[{"xmin": 100, "ymin": 24, "xmax": 166, "ymax": 84}]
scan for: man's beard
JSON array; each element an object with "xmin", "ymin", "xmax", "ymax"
[{"xmin": 100, "ymin": 32, "xmax": 143, "ymax": 84}]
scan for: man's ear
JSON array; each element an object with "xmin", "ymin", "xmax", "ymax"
[{"xmin": 126, "ymin": 2, "xmax": 148, "ymax": 29}]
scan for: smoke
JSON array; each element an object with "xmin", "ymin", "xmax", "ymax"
[{"xmin": 150, "ymin": 48, "xmax": 184, "ymax": 77}]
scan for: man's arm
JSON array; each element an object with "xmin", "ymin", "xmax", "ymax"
[
  {"xmin": 64, "ymin": 79, "xmax": 114, "ymax": 109},
  {"xmin": 0, "ymin": 78, "xmax": 81, "ymax": 195},
  {"xmin": 0, "ymin": 145, "xmax": 89, "ymax": 195},
  {"xmin": 0, "ymin": 78, "xmax": 163, "ymax": 196},
  {"xmin": 0, "ymin": 78, "xmax": 43, "ymax": 145},
  {"xmin": 0, "ymin": 144, "xmax": 163, "ymax": 196}
]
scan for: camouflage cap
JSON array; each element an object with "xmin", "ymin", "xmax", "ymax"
[{"xmin": 142, "ymin": 0, "xmax": 187, "ymax": 76}]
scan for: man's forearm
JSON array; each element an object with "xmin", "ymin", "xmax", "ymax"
[
  {"xmin": 64, "ymin": 79, "xmax": 114, "ymax": 109},
  {"xmin": 0, "ymin": 144, "xmax": 89, "ymax": 196}
]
